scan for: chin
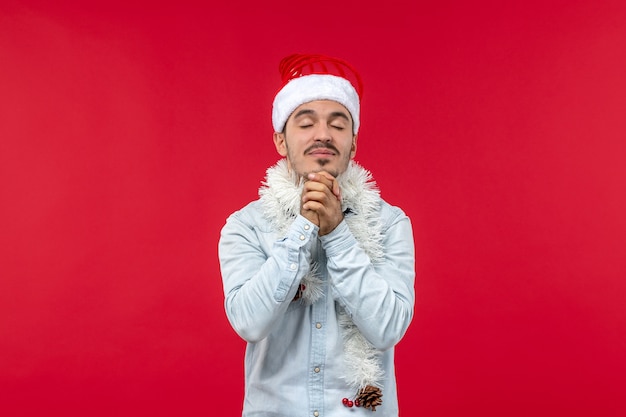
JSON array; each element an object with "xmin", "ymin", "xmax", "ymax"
[
  {"xmin": 310, "ymin": 168, "xmax": 340, "ymax": 178},
  {"xmin": 291, "ymin": 160, "xmax": 347, "ymax": 179}
]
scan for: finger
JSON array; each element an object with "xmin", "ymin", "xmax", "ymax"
[
  {"xmin": 302, "ymin": 199, "xmax": 325, "ymax": 213},
  {"xmin": 307, "ymin": 172, "xmax": 333, "ymax": 188},
  {"xmin": 331, "ymin": 178, "xmax": 341, "ymax": 200},
  {"xmin": 302, "ymin": 189, "xmax": 330, "ymax": 205},
  {"xmin": 316, "ymin": 172, "xmax": 341, "ymax": 200},
  {"xmin": 307, "ymin": 172, "xmax": 341, "ymax": 199},
  {"xmin": 303, "ymin": 179, "xmax": 332, "ymax": 195}
]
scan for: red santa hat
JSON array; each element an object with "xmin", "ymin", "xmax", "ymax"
[{"xmin": 272, "ymin": 54, "xmax": 364, "ymax": 134}]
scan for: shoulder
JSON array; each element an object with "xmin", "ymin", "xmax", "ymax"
[
  {"xmin": 378, "ymin": 198, "xmax": 411, "ymax": 229},
  {"xmin": 223, "ymin": 200, "xmax": 273, "ymax": 233},
  {"xmin": 225, "ymin": 199, "xmax": 263, "ymax": 223}
]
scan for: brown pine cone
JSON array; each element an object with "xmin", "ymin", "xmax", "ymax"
[{"xmin": 357, "ymin": 385, "xmax": 383, "ymax": 411}]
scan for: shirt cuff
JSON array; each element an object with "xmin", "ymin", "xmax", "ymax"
[
  {"xmin": 273, "ymin": 215, "xmax": 319, "ymax": 302},
  {"xmin": 285, "ymin": 215, "xmax": 319, "ymax": 246},
  {"xmin": 318, "ymin": 219, "xmax": 357, "ymax": 258}
]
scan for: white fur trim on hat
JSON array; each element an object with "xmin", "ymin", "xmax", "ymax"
[{"xmin": 272, "ymin": 74, "xmax": 360, "ymax": 134}]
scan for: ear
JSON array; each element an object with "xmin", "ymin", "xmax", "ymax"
[
  {"xmin": 350, "ymin": 134, "xmax": 358, "ymax": 159},
  {"xmin": 273, "ymin": 132, "xmax": 288, "ymax": 157}
]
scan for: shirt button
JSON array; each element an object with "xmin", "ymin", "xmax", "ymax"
[
  {"xmin": 304, "ymin": 224, "xmax": 310, "ymax": 230},
  {"xmin": 313, "ymin": 412, "xmax": 319, "ymax": 417},
  {"xmin": 314, "ymin": 367, "xmax": 320, "ymax": 373},
  {"xmin": 299, "ymin": 234, "xmax": 305, "ymax": 241},
  {"xmin": 316, "ymin": 322, "xmax": 322, "ymax": 329},
  {"xmin": 290, "ymin": 263, "xmax": 297, "ymax": 270}
]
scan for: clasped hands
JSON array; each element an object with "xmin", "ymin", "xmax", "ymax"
[{"xmin": 300, "ymin": 171, "xmax": 343, "ymax": 236}]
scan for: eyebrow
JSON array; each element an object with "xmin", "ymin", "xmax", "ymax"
[
  {"xmin": 292, "ymin": 109, "xmax": 351, "ymax": 122},
  {"xmin": 293, "ymin": 109, "xmax": 315, "ymax": 119},
  {"xmin": 329, "ymin": 111, "xmax": 351, "ymax": 122}
]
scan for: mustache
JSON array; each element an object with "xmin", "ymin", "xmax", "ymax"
[{"xmin": 304, "ymin": 143, "xmax": 340, "ymax": 154}]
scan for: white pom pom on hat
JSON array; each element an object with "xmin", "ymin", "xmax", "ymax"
[{"xmin": 271, "ymin": 54, "xmax": 363, "ymax": 134}]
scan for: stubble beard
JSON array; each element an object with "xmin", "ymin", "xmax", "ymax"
[
  {"xmin": 285, "ymin": 144, "xmax": 350, "ymax": 181},
  {"xmin": 287, "ymin": 154, "xmax": 346, "ymax": 181}
]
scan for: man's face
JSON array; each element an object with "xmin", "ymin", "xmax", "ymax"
[{"xmin": 273, "ymin": 100, "xmax": 357, "ymax": 179}]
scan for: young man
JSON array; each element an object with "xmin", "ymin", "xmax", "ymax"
[{"xmin": 218, "ymin": 53, "xmax": 415, "ymax": 416}]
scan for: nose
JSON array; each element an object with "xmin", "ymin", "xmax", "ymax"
[{"xmin": 314, "ymin": 124, "xmax": 332, "ymax": 142}]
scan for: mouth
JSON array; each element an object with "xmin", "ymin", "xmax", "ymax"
[
  {"xmin": 308, "ymin": 149, "xmax": 335, "ymax": 157},
  {"xmin": 306, "ymin": 145, "xmax": 338, "ymax": 157}
]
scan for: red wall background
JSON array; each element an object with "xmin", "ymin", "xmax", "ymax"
[{"xmin": 1, "ymin": 1, "xmax": 625, "ymax": 416}]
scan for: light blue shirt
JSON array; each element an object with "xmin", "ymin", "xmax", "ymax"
[{"xmin": 219, "ymin": 198, "xmax": 415, "ymax": 417}]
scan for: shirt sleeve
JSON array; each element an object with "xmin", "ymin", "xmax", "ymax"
[
  {"xmin": 320, "ymin": 207, "xmax": 415, "ymax": 350},
  {"xmin": 218, "ymin": 211, "xmax": 318, "ymax": 343}
]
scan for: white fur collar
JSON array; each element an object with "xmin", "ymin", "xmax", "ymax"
[
  {"xmin": 257, "ymin": 159, "xmax": 386, "ymax": 406},
  {"xmin": 259, "ymin": 159, "xmax": 384, "ymax": 263}
]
